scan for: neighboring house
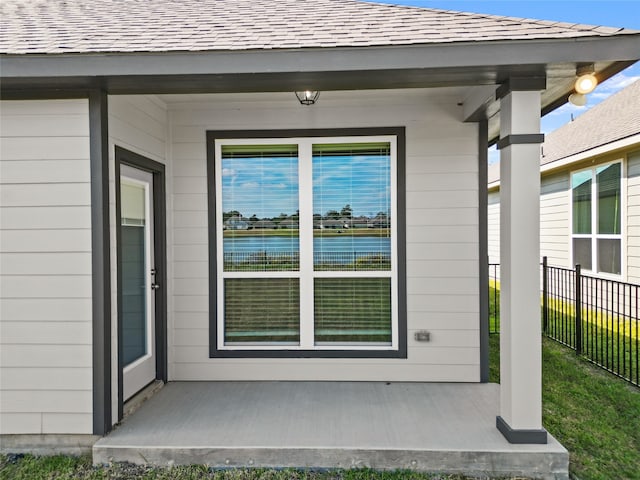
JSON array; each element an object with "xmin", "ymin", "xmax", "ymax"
[
  {"xmin": 223, "ymin": 215, "xmax": 250, "ymax": 230},
  {"xmin": 1, "ymin": 0, "xmax": 639, "ymax": 476},
  {"xmin": 253, "ymin": 219, "xmax": 276, "ymax": 230},
  {"xmin": 278, "ymin": 218, "xmax": 299, "ymax": 229},
  {"xmin": 488, "ymin": 80, "xmax": 640, "ymax": 282}
]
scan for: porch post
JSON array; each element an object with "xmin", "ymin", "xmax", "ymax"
[{"xmin": 496, "ymin": 79, "xmax": 547, "ymax": 444}]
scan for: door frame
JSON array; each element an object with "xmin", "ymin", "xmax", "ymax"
[{"xmin": 115, "ymin": 146, "xmax": 167, "ymax": 421}]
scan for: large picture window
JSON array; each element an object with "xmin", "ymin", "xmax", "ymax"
[
  {"xmin": 208, "ymin": 129, "xmax": 405, "ymax": 357},
  {"xmin": 571, "ymin": 162, "xmax": 622, "ymax": 276}
]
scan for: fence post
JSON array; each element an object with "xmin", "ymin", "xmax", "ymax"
[
  {"xmin": 542, "ymin": 256, "xmax": 548, "ymax": 334},
  {"xmin": 575, "ymin": 264, "xmax": 582, "ymax": 355}
]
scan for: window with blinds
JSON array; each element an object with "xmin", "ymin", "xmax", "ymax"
[{"xmin": 213, "ymin": 133, "xmax": 400, "ymax": 353}]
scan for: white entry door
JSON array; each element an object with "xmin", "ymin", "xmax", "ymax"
[{"xmin": 120, "ymin": 165, "xmax": 156, "ymax": 401}]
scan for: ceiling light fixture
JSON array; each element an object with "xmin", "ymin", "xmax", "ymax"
[
  {"xmin": 575, "ymin": 73, "xmax": 598, "ymax": 94},
  {"xmin": 568, "ymin": 93, "xmax": 587, "ymax": 107},
  {"xmin": 568, "ymin": 64, "xmax": 597, "ymax": 106},
  {"xmin": 295, "ymin": 90, "xmax": 320, "ymax": 105}
]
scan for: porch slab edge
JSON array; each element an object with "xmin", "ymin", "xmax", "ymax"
[
  {"xmin": 1, "ymin": 434, "xmax": 100, "ymax": 456},
  {"xmin": 92, "ymin": 446, "xmax": 569, "ymax": 480}
]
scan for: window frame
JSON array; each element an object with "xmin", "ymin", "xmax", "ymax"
[
  {"xmin": 207, "ymin": 128, "xmax": 407, "ymax": 358},
  {"xmin": 570, "ymin": 159, "xmax": 624, "ymax": 279}
]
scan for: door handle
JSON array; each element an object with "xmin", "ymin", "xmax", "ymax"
[{"xmin": 151, "ymin": 284, "xmax": 160, "ymax": 290}]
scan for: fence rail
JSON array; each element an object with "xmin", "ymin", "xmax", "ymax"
[
  {"xmin": 223, "ymin": 251, "xmax": 391, "ymax": 272},
  {"xmin": 489, "ymin": 258, "xmax": 639, "ymax": 387}
]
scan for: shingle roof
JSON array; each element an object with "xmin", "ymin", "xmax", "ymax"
[
  {"xmin": 488, "ymin": 79, "xmax": 640, "ymax": 185},
  {"xmin": 1, "ymin": 0, "xmax": 637, "ymax": 55},
  {"xmin": 541, "ymin": 79, "xmax": 640, "ymax": 165}
]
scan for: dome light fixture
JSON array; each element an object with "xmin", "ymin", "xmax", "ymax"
[
  {"xmin": 568, "ymin": 64, "xmax": 597, "ymax": 106},
  {"xmin": 568, "ymin": 92, "xmax": 587, "ymax": 107},
  {"xmin": 295, "ymin": 90, "xmax": 320, "ymax": 105}
]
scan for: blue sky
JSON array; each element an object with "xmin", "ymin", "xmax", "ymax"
[
  {"xmin": 384, "ymin": 1, "xmax": 640, "ymax": 162},
  {"xmin": 222, "ymin": 154, "xmax": 391, "ymax": 219}
]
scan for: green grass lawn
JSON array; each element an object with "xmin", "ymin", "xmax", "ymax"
[
  {"xmin": 489, "ymin": 334, "xmax": 640, "ymax": 480},
  {"xmin": 0, "ymin": 458, "xmax": 523, "ymax": 480},
  {"xmin": 489, "ymin": 285, "xmax": 639, "ymax": 385}
]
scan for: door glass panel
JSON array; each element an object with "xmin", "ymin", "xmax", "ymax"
[
  {"xmin": 597, "ymin": 163, "xmax": 621, "ymax": 234},
  {"xmin": 121, "ymin": 182, "xmax": 147, "ymax": 365},
  {"xmin": 598, "ymin": 239, "xmax": 621, "ymax": 275},
  {"xmin": 572, "ymin": 170, "xmax": 592, "ymax": 234}
]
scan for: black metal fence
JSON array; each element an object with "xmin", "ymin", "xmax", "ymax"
[
  {"xmin": 488, "ymin": 263, "xmax": 500, "ymax": 334},
  {"xmin": 489, "ymin": 258, "xmax": 639, "ymax": 386}
]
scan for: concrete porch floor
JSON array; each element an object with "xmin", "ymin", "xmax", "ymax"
[{"xmin": 93, "ymin": 382, "xmax": 569, "ymax": 479}]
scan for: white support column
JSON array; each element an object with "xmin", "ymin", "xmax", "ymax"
[{"xmin": 497, "ymin": 87, "xmax": 547, "ymax": 444}]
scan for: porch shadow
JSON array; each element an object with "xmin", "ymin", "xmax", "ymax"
[{"xmin": 93, "ymin": 382, "xmax": 568, "ymax": 479}]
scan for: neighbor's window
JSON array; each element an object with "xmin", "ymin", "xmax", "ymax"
[
  {"xmin": 214, "ymin": 135, "xmax": 399, "ymax": 353},
  {"xmin": 571, "ymin": 162, "xmax": 622, "ymax": 275}
]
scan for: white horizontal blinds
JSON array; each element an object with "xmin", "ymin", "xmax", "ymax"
[
  {"xmin": 220, "ymin": 145, "xmax": 300, "ymax": 345},
  {"xmin": 224, "ymin": 278, "xmax": 300, "ymax": 344},
  {"xmin": 221, "ymin": 144, "xmax": 299, "ymax": 272},
  {"xmin": 312, "ymin": 142, "xmax": 393, "ymax": 345},
  {"xmin": 314, "ymin": 278, "xmax": 391, "ymax": 344},
  {"xmin": 312, "ymin": 143, "xmax": 391, "ymax": 271},
  {"xmin": 121, "ymin": 183, "xmax": 146, "ymax": 227}
]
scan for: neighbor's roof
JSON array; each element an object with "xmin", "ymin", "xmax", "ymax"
[
  {"xmin": 0, "ymin": 0, "xmax": 637, "ymax": 55},
  {"xmin": 488, "ymin": 79, "xmax": 640, "ymax": 185},
  {"xmin": 541, "ymin": 79, "xmax": 640, "ymax": 165}
]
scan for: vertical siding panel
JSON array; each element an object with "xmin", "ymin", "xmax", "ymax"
[{"xmin": 0, "ymin": 99, "xmax": 93, "ymax": 435}]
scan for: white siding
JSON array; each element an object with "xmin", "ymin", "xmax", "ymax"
[
  {"xmin": 626, "ymin": 150, "xmax": 640, "ymax": 283},
  {"xmin": 0, "ymin": 99, "xmax": 93, "ymax": 435},
  {"xmin": 168, "ymin": 89, "xmax": 480, "ymax": 382},
  {"xmin": 107, "ymin": 95, "xmax": 169, "ymax": 424},
  {"xmin": 540, "ymin": 171, "xmax": 570, "ymax": 268},
  {"xmin": 487, "ymin": 190, "xmax": 500, "ymax": 265},
  {"xmin": 487, "ymin": 170, "xmax": 571, "ymax": 271}
]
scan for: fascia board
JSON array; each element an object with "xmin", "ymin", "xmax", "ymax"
[{"xmin": 1, "ymin": 35, "xmax": 639, "ymax": 79}]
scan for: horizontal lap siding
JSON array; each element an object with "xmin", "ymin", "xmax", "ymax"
[
  {"xmin": 108, "ymin": 95, "xmax": 169, "ymax": 425},
  {"xmin": 486, "ymin": 170, "xmax": 570, "ymax": 271},
  {"xmin": 627, "ymin": 150, "xmax": 640, "ymax": 283},
  {"xmin": 540, "ymin": 171, "xmax": 570, "ymax": 268},
  {"xmin": 0, "ymin": 99, "xmax": 92, "ymax": 435},
  {"xmin": 487, "ymin": 190, "xmax": 500, "ymax": 265},
  {"xmin": 169, "ymin": 90, "xmax": 479, "ymax": 382}
]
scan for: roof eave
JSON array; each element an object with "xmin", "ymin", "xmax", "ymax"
[{"xmin": 2, "ymin": 35, "xmax": 639, "ymax": 80}]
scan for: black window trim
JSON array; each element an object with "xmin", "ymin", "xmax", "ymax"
[{"xmin": 206, "ymin": 127, "xmax": 407, "ymax": 359}]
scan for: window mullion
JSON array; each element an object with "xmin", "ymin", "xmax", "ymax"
[
  {"xmin": 591, "ymin": 169, "xmax": 597, "ymax": 271},
  {"xmin": 298, "ymin": 139, "xmax": 315, "ymax": 348}
]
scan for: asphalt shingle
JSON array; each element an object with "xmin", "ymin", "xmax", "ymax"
[
  {"xmin": 0, "ymin": 0, "xmax": 636, "ymax": 55},
  {"xmin": 541, "ymin": 79, "xmax": 640, "ymax": 165},
  {"xmin": 488, "ymin": 80, "xmax": 640, "ymax": 184}
]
